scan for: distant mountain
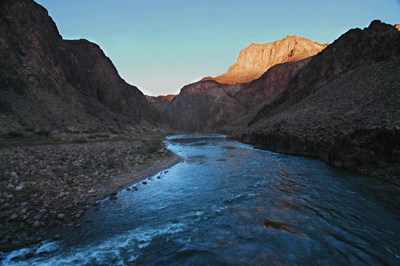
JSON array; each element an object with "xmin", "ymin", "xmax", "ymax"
[
  {"xmin": 0, "ymin": 0, "xmax": 163, "ymax": 136},
  {"xmin": 150, "ymin": 36, "xmax": 325, "ymax": 131},
  {"xmin": 202, "ymin": 36, "xmax": 327, "ymax": 84}
]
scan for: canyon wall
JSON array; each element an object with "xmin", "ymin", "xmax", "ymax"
[{"xmin": 0, "ymin": 0, "xmax": 163, "ymax": 135}]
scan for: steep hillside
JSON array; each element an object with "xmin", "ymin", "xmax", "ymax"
[
  {"xmin": 0, "ymin": 0, "xmax": 163, "ymax": 136},
  {"xmin": 231, "ymin": 21, "xmax": 400, "ymax": 183},
  {"xmin": 150, "ymin": 37, "xmax": 323, "ymax": 131},
  {"xmin": 203, "ymin": 36, "xmax": 327, "ymax": 84},
  {"xmin": 151, "ymin": 81, "xmax": 247, "ymax": 131},
  {"xmin": 249, "ymin": 20, "xmax": 400, "ymax": 126}
]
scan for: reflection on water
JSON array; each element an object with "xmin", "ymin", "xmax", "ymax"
[{"xmin": 2, "ymin": 133, "xmax": 400, "ymax": 265}]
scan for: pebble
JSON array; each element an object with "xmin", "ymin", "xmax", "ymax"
[
  {"xmin": 1, "ymin": 203, "xmax": 11, "ymax": 210},
  {"xmin": 32, "ymin": 221, "xmax": 41, "ymax": 229},
  {"xmin": 10, "ymin": 172, "xmax": 18, "ymax": 178},
  {"xmin": 15, "ymin": 185, "xmax": 24, "ymax": 192}
]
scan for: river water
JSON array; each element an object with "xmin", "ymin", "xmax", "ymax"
[{"xmin": 1, "ymin": 133, "xmax": 400, "ymax": 265}]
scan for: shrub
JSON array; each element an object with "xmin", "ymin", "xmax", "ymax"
[
  {"xmin": 140, "ymin": 139, "xmax": 163, "ymax": 154},
  {"xmin": 35, "ymin": 129, "xmax": 50, "ymax": 136},
  {"xmin": 6, "ymin": 131, "xmax": 25, "ymax": 138},
  {"xmin": 72, "ymin": 137, "xmax": 87, "ymax": 144}
]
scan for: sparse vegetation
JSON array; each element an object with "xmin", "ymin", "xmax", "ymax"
[
  {"xmin": 35, "ymin": 129, "xmax": 50, "ymax": 136},
  {"xmin": 72, "ymin": 137, "xmax": 87, "ymax": 144}
]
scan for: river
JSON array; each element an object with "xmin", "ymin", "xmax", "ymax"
[{"xmin": 1, "ymin": 133, "xmax": 400, "ymax": 265}]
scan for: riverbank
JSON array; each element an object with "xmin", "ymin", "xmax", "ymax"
[{"xmin": 0, "ymin": 136, "xmax": 182, "ymax": 253}]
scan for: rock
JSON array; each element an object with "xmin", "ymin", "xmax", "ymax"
[
  {"xmin": 10, "ymin": 213, "xmax": 18, "ymax": 220},
  {"xmin": 53, "ymin": 235, "xmax": 61, "ymax": 240},
  {"xmin": 10, "ymin": 172, "xmax": 18, "ymax": 178},
  {"xmin": 109, "ymin": 192, "xmax": 118, "ymax": 200},
  {"xmin": 15, "ymin": 185, "xmax": 25, "ymax": 192},
  {"xmin": 1, "ymin": 203, "xmax": 11, "ymax": 210},
  {"xmin": 32, "ymin": 221, "xmax": 41, "ymax": 229},
  {"xmin": 57, "ymin": 214, "xmax": 65, "ymax": 220},
  {"xmin": 25, "ymin": 252, "xmax": 35, "ymax": 259}
]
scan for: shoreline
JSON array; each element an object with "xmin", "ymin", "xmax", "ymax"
[
  {"xmin": 0, "ymin": 138, "xmax": 183, "ymax": 254},
  {"xmin": 89, "ymin": 153, "xmax": 184, "ymax": 203},
  {"xmin": 37, "ymin": 152, "xmax": 184, "ymax": 256}
]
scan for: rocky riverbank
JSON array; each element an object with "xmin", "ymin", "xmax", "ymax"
[
  {"xmin": 230, "ymin": 56, "xmax": 400, "ymax": 185},
  {"xmin": 0, "ymin": 136, "xmax": 182, "ymax": 252}
]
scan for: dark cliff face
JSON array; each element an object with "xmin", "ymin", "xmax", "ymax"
[
  {"xmin": 233, "ymin": 21, "xmax": 400, "ymax": 183},
  {"xmin": 250, "ymin": 20, "xmax": 400, "ymax": 125},
  {"xmin": 154, "ymin": 81, "xmax": 247, "ymax": 131},
  {"xmin": 0, "ymin": 0, "xmax": 163, "ymax": 134}
]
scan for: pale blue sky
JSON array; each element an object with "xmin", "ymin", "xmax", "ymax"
[{"xmin": 35, "ymin": 0, "xmax": 399, "ymax": 96}]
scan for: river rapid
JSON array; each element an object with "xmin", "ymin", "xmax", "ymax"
[{"xmin": 1, "ymin": 133, "xmax": 400, "ymax": 265}]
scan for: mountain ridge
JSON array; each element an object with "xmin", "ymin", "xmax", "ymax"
[
  {"xmin": 202, "ymin": 35, "xmax": 327, "ymax": 84},
  {"xmin": 0, "ymin": 0, "xmax": 164, "ymax": 136}
]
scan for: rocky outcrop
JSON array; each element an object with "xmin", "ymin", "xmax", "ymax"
[
  {"xmin": 0, "ymin": 0, "xmax": 163, "ymax": 135},
  {"xmin": 203, "ymin": 36, "xmax": 327, "ymax": 84},
  {"xmin": 232, "ymin": 21, "xmax": 400, "ymax": 183}
]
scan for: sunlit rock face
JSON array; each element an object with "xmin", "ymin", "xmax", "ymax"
[
  {"xmin": 0, "ymin": 0, "xmax": 163, "ymax": 134},
  {"xmin": 202, "ymin": 35, "xmax": 327, "ymax": 85}
]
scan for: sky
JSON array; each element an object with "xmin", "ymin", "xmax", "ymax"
[{"xmin": 35, "ymin": 0, "xmax": 400, "ymax": 96}]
